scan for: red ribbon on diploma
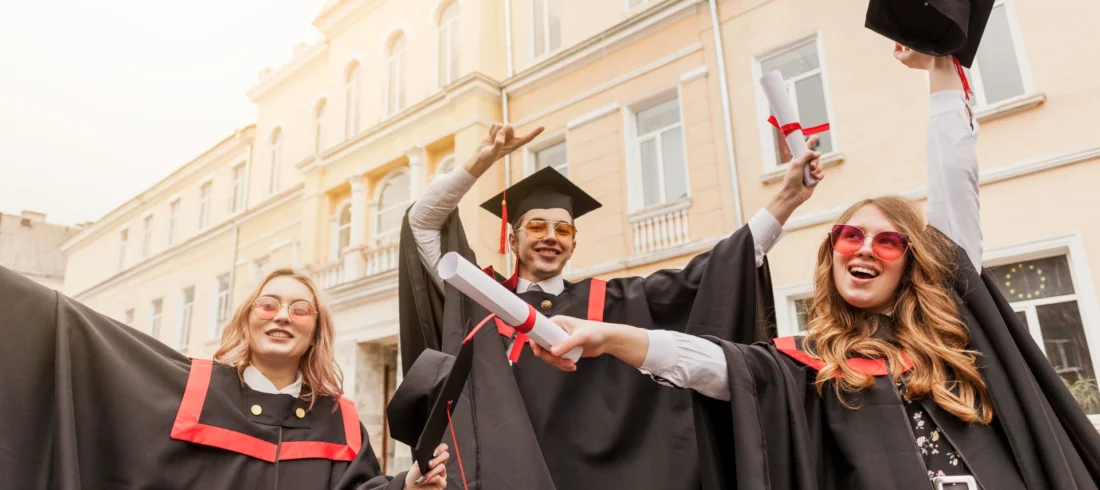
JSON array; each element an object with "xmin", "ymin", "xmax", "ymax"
[
  {"xmin": 767, "ymin": 115, "xmax": 831, "ymax": 137},
  {"xmin": 465, "ymin": 304, "xmax": 537, "ymax": 363}
]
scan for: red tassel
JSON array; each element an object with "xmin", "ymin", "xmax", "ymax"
[
  {"xmin": 499, "ymin": 190, "xmax": 508, "ymax": 255},
  {"xmin": 953, "ymin": 56, "xmax": 973, "ymax": 101}
]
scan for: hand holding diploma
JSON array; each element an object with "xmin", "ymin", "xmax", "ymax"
[
  {"xmin": 529, "ymin": 316, "xmax": 651, "ymax": 372},
  {"xmin": 437, "ymin": 252, "xmax": 583, "ymax": 362},
  {"xmin": 759, "ymin": 70, "xmax": 827, "ymax": 187}
]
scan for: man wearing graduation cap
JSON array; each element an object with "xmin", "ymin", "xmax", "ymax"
[{"xmin": 397, "ymin": 122, "xmax": 824, "ymax": 489}]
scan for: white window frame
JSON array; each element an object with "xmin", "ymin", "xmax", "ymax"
[
  {"xmin": 268, "ymin": 128, "xmax": 282, "ymax": 196},
  {"xmin": 124, "ymin": 308, "xmax": 135, "ymax": 326},
  {"xmin": 313, "ymin": 98, "xmax": 327, "ymax": 155},
  {"xmin": 117, "ymin": 228, "xmax": 129, "ymax": 271},
  {"xmin": 530, "ymin": 0, "xmax": 562, "ymax": 58},
  {"xmin": 211, "ymin": 273, "xmax": 232, "ymax": 339},
  {"xmin": 774, "ymin": 283, "xmax": 814, "ymax": 337},
  {"xmin": 331, "ymin": 200, "xmax": 353, "ymax": 259},
  {"xmin": 345, "ymin": 62, "xmax": 361, "ymax": 140},
  {"xmin": 437, "ymin": 2, "xmax": 460, "ymax": 88},
  {"xmin": 524, "ymin": 132, "xmax": 568, "ymax": 177},
  {"xmin": 623, "ymin": 0, "xmax": 650, "ymax": 11},
  {"xmin": 623, "ymin": 88, "xmax": 691, "ymax": 213},
  {"xmin": 178, "ymin": 286, "xmax": 195, "ymax": 350},
  {"xmin": 751, "ymin": 32, "xmax": 839, "ymax": 174},
  {"xmin": 965, "ymin": 0, "xmax": 1035, "ymax": 109},
  {"xmin": 141, "ymin": 214, "xmax": 154, "ymax": 259},
  {"xmin": 252, "ymin": 255, "xmax": 271, "ymax": 282},
  {"xmin": 230, "ymin": 163, "xmax": 246, "ymax": 213},
  {"xmin": 149, "ymin": 298, "xmax": 163, "ymax": 339},
  {"xmin": 167, "ymin": 198, "xmax": 180, "ymax": 246},
  {"xmin": 387, "ymin": 35, "xmax": 407, "ymax": 117},
  {"xmin": 198, "ymin": 181, "xmax": 212, "ymax": 231},
  {"xmin": 374, "ymin": 168, "xmax": 412, "ymax": 244}
]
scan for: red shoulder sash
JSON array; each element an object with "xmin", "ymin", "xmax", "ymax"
[{"xmin": 773, "ymin": 336, "xmax": 913, "ymax": 377}]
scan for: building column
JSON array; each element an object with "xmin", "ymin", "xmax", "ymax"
[
  {"xmin": 344, "ymin": 174, "xmax": 367, "ymax": 278},
  {"xmin": 406, "ymin": 146, "xmax": 425, "ymax": 200},
  {"xmin": 336, "ymin": 339, "xmax": 358, "ymax": 405}
]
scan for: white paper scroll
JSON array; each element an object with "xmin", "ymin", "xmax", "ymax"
[
  {"xmin": 759, "ymin": 70, "xmax": 818, "ymax": 187},
  {"xmin": 437, "ymin": 252, "xmax": 583, "ymax": 363}
]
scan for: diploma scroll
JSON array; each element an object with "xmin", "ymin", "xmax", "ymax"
[
  {"xmin": 759, "ymin": 70, "xmax": 818, "ymax": 187},
  {"xmin": 437, "ymin": 252, "xmax": 583, "ymax": 363}
]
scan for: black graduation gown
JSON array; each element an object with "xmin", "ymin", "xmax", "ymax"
[
  {"xmin": 0, "ymin": 265, "xmax": 405, "ymax": 490},
  {"xmin": 398, "ymin": 210, "xmax": 773, "ymax": 490},
  {"xmin": 692, "ymin": 232, "xmax": 1100, "ymax": 490}
]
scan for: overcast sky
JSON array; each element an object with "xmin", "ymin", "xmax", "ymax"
[{"xmin": 0, "ymin": 0, "xmax": 326, "ymax": 226}]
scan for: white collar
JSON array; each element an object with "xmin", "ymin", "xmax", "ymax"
[
  {"xmin": 243, "ymin": 364, "xmax": 303, "ymax": 398},
  {"xmin": 516, "ymin": 275, "xmax": 565, "ymax": 295}
]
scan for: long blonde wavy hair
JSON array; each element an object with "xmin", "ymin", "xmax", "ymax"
[
  {"xmin": 214, "ymin": 268, "xmax": 343, "ymax": 411},
  {"xmin": 802, "ymin": 196, "xmax": 993, "ymax": 424}
]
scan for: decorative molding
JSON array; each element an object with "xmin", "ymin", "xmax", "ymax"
[
  {"xmin": 627, "ymin": 196, "xmax": 692, "ymax": 223},
  {"xmin": 566, "ymin": 102, "xmax": 621, "ymax": 130},
  {"xmin": 324, "ymin": 270, "xmax": 399, "ymax": 310},
  {"xmin": 782, "ymin": 143, "xmax": 1100, "ymax": 232},
  {"xmin": 974, "ymin": 92, "xmax": 1046, "ymax": 123},
  {"xmin": 679, "ymin": 66, "xmax": 708, "ymax": 84},
  {"xmin": 268, "ymin": 239, "xmax": 293, "ymax": 253},
  {"xmin": 504, "ymin": 0, "xmax": 702, "ymax": 96},
  {"xmin": 246, "ymin": 41, "xmax": 329, "ymax": 102},
  {"xmin": 759, "ymin": 152, "xmax": 845, "ymax": 184},
  {"xmin": 512, "ymin": 43, "xmax": 703, "ymax": 127}
]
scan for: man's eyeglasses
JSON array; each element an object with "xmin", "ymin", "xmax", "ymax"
[
  {"xmin": 515, "ymin": 220, "xmax": 576, "ymax": 241},
  {"xmin": 252, "ymin": 296, "xmax": 317, "ymax": 323}
]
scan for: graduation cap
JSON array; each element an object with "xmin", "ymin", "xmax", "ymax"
[
  {"xmin": 387, "ymin": 340, "xmax": 474, "ymax": 476},
  {"xmin": 479, "ymin": 166, "xmax": 602, "ymax": 254},
  {"xmin": 865, "ymin": 0, "xmax": 994, "ymax": 68}
]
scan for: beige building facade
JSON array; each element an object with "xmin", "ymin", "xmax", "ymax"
[{"xmin": 62, "ymin": 0, "xmax": 1100, "ymax": 467}]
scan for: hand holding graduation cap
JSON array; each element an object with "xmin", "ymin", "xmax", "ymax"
[
  {"xmin": 404, "ymin": 443, "xmax": 450, "ymax": 489},
  {"xmin": 465, "ymin": 123, "xmax": 545, "ymax": 177}
]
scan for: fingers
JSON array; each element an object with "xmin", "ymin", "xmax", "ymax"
[
  {"xmin": 531, "ymin": 338, "xmax": 577, "ymax": 371},
  {"xmin": 424, "ymin": 460, "xmax": 447, "ymax": 481},
  {"xmin": 428, "ymin": 449, "xmax": 449, "ymax": 468},
  {"xmin": 548, "ymin": 315, "xmax": 576, "ymax": 334},
  {"xmin": 550, "ymin": 331, "xmax": 587, "ymax": 357},
  {"xmin": 502, "ymin": 124, "xmax": 515, "ymax": 143},
  {"xmin": 804, "ymin": 135, "xmax": 819, "ymax": 151},
  {"xmin": 518, "ymin": 126, "xmax": 545, "ymax": 146},
  {"xmin": 488, "ymin": 123, "xmax": 501, "ymax": 143}
]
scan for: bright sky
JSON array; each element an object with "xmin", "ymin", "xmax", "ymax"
[{"xmin": 0, "ymin": 0, "xmax": 326, "ymax": 226}]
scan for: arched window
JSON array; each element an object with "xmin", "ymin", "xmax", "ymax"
[
  {"xmin": 344, "ymin": 62, "xmax": 361, "ymax": 139},
  {"xmin": 313, "ymin": 98, "xmax": 327, "ymax": 154},
  {"xmin": 437, "ymin": 3, "xmax": 460, "ymax": 88},
  {"xmin": 375, "ymin": 170, "xmax": 411, "ymax": 243},
  {"xmin": 386, "ymin": 34, "xmax": 407, "ymax": 116},
  {"xmin": 336, "ymin": 203, "xmax": 352, "ymax": 257},
  {"xmin": 268, "ymin": 127, "xmax": 282, "ymax": 195}
]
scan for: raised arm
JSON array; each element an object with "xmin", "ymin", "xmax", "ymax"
[{"xmin": 896, "ymin": 44, "xmax": 982, "ymax": 269}]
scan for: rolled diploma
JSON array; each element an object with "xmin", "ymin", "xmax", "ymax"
[
  {"xmin": 437, "ymin": 252, "xmax": 582, "ymax": 362},
  {"xmin": 759, "ymin": 70, "xmax": 818, "ymax": 186}
]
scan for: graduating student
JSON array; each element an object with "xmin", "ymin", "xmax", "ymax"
[
  {"xmin": 397, "ymin": 120, "xmax": 823, "ymax": 488},
  {"xmin": 0, "ymin": 266, "xmax": 449, "ymax": 490},
  {"xmin": 530, "ymin": 47, "xmax": 1100, "ymax": 489}
]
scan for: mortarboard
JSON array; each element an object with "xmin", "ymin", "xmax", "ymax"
[
  {"xmin": 479, "ymin": 166, "xmax": 602, "ymax": 253},
  {"xmin": 387, "ymin": 340, "xmax": 474, "ymax": 476},
  {"xmin": 865, "ymin": 0, "xmax": 994, "ymax": 68}
]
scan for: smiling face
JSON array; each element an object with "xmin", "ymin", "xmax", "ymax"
[
  {"xmin": 511, "ymin": 208, "xmax": 577, "ymax": 281},
  {"xmin": 246, "ymin": 276, "xmax": 317, "ymax": 368},
  {"xmin": 830, "ymin": 204, "xmax": 908, "ymax": 313}
]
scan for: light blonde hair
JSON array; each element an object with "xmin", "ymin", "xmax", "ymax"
[
  {"xmin": 214, "ymin": 268, "xmax": 343, "ymax": 411},
  {"xmin": 803, "ymin": 196, "xmax": 993, "ymax": 424}
]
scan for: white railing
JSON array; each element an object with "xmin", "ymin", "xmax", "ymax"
[
  {"xmin": 313, "ymin": 242, "xmax": 400, "ymax": 290},
  {"xmin": 313, "ymin": 260, "xmax": 346, "ymax": 290},
  {"xmin": 629, "ymin": 198, "xmax": 692, "ymax": 254},
  {"xmin": 364, "ymin": 242, "xmax": 399, "ymax": 277}
]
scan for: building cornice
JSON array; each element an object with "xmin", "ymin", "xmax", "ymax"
[
  {"xmin": 503, "ymin": 0, "xmax": 702, "ymax": 97},
  {"xmin": 247, "ymin": 42, "xmax": 329, "ymax": 102},
  {"xmin": 72, "ymin": 183, "xmax": 305, "ymax": 301},
  {"xmin": 312, "ymin": 0, "xmax": 386, "ymax": 40},
  {"xmin": 62, "ymin": 125, "xmax": 256, "ymax": 252},
  {"xmin": 323, "ymin": 270, "xmax": 398, "ymax": 310},
  {"xmin": 297, "ymin": 72, "xmax": 501, "ymax": 173}
]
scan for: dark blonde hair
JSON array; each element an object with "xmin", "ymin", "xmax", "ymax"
[
  {"xmin": 214, "ymin": 268, "xmax": 343, "ymax": 411},
  {"xmin": 803, "ymin": 196, "xmax": 993, "ymax": 424}
]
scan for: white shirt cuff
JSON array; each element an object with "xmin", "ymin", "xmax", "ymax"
[
  {"xmin": 640, "ymin": 329, "xmax": 679, "ymax": 376},
  {"xmin": 747, "ymin": 208, "xmax": 785, "ymax": 267}
]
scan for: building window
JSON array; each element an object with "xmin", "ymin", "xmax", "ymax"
[
  {"xmin": 758, "ymin": 39, "xmax": 834, "ymax": 168},
  {"xmin": 532, "ymin": 0, "xmax": 561, "ymax": 57},
  {"xmin": 634, "ymin": 97, "xmax": 688, "ymax": 208},
  {"xmin": 313, "ymin": 98, "xmax": 327, "ymax": 154},
  {"xmin": 253, "ymin": 256, "xmax": 271, "ymax": 282},
  {"xmin": 231, "ymin": 164, "xmax": 246, "ymax": 213},
  {"xmin": 345, "ymin": 62, "xmax": 361, "ymax": 139},
  {"xmin": 966, "ymin": 0, "xmax": 1030, "ymax": 107},
  {"xmin": 375, "ymin": 171, "xmax": 411, "ymax": 244},
  {"xmin": 988, "ymin": 255, "xmax": 1100, "ymax": 414},
  {"xmin": 268, "ymin": 128, "xmax": 282, "ymax": 195},
  {"xmin": 793, "ymin": 296, "xmax": 812, "ymax": 334},
  {"xmin": 214, "ymin": 273, "xmax": 232, "ymax": 337},
  {"xmin": 336, "ymin": 204, "xmax": 352, "ymax": 257},
  {"xmin": 117, "ymin": 229, "xmax": 128, "ymax": 271},
  {"xmin": 626, "ymin": 0, "xmax": 649, "ymax": 9},
  {"xmin": 124, "ymin": 308, "xmax": 135, "ymax": 326},
  {"xmin": 438, "ymin": 2, "xmax": 460, "ymax": 87},
  {"xmin": 149, "ymin": 298, "xmax": 163, "ymax": 339},
  {"xmin": 198, "ymin": 182, "xmax": 212, "ymax": 230},
  {"xmin": 179, "ymin": 286, "xmax": 195, "ymax": 350},
  {"xmin": 141, "ymin": 215, "xmax": 154, "ymax": 259},
  {"xmin": 168, "ymin": 199, "xmax": 180, "ymax": 246},
  {"xmin": 533, "ymin": 139, "xmax": 568, "ymax": 177},
  {"xmin": 387, "ymin": 34, "xmax": 407, "ymax": 116}
]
